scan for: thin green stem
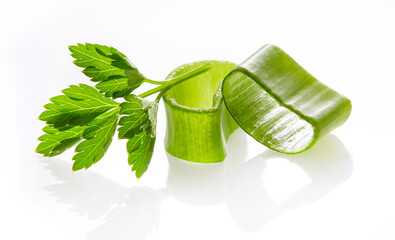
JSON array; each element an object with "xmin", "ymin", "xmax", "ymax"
[
  {"xmin": 138, "ymin": 63, "xmax": 211, "ymax": 99},
  {"xmin": 138, "ymin": 85, "xmax": 166, "ymax": 99},
  {"xmin": 143, "ymin": 79, "xmax": 167, "ymax": 85},
  {"xmin": 166, "ymin": 63, "xmax": 211, "ymax": 84}
]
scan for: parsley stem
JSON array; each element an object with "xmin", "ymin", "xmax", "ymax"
[
  {"xmin": 138, "ymin": 63, "xmax": 211, "ymax": 99},
  {"xmin": 138, "ymin": 85, "xmax": 165, "ymax": 98},
  {"xmin": 143, "ymin": 79, "xmax": 167, "ymax": 85}
]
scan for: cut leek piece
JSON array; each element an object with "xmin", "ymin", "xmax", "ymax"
[
  {"xmin": 222, "ymin": 45, "xmax": 351, "ymax": 154},
  {"xmin": 163, "ymin": 61, "xmax": 237, "ymax": 163}
]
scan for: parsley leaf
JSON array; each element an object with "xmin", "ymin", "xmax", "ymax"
[
  {"xmin": 36, "ymin": 125, "xmax": 86, "ymax": 157},
  {"xmin": 127, "ymin": 130, "xmax": 156, "ymax": 178},
  {"xmin": 39, "ymin": 84, "xmax": 119, "ymax": 128},
  {"xmin": 72, "ymin": 109, "xmax": 119, "ymax": 171},
  {"xmin": 38, "ymin": 84, "xmax": 120, "ymax": 170},
  {"xmin": 118, "ymin": 95, "xmax": 158, "ymax": 178},
  {"xmin": 118, "ymin": 95, "xmax": 148, "ymax": 139},
  {"xmin": 69, "ymin": 43, "xmax": 145, "ymax": 98}
]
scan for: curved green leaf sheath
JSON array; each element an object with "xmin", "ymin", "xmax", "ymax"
[
  {"xmin": 222, "ymin": 45, "xmax": 352, "ymax": 154},
  {"xmin": 163, "ymin": 61, "xmax": 237, "ymax": 163}
]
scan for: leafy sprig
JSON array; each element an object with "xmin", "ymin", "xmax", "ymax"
[{"xmin": 36, "ymin": 43, "xmax": 210, "ymax": 178}]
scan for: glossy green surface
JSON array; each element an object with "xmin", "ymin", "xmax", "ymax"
[
  {"xmin": 222, "ymin": 45, "xmax": 352, "ymax": 153},
  {"xmin": 163, "ymin": 61, "xmax": 237, "ymax": 163}
]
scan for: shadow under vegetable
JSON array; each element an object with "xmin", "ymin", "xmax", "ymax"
[{"xmin": 41, "ymin": 130, "xmax": 352, "ymax": 239}]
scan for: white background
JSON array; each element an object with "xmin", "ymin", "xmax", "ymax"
[{"xmin": 1, "ymin": 0, "xmax": 395, "ymax": 239}]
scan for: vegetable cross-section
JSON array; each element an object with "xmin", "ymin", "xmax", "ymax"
[
  {"xmin": 222, "ymin": 44, "xmax": 351, "ymax": 154},
  {"xmin": 163, "ymin": 61, "xmax": 238, "ymax": 163}
]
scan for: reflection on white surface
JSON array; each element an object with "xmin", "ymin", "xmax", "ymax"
[
  {"xmin": 41, "ymin": 131, "xmax": 352, "ymax": 239},
  {"xmin": 226, "ymin": 133, "xmax": 353, "ymax": 232},
  {"xmin": 166, "ymin": 156, "xmax": 225, "ymax": 205},
  {"xmin": 43, "ymin": 160, "xmax": 126, "ymax": 220},
  {"xmin": 86, "ymin": 187, "xmax": 162, "ymax": 240},
  {"xmin": 42, "ymin": 159, "xmax": 163, "ymax": 240}
]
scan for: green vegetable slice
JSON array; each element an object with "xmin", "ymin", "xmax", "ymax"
[
  {"xmin": 222, "ymin": 44, "xmax": 352, "ymax": 153},
  {"xmin": 163, "ymin": 61, "xmax": 238, "ymax": 163}
]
